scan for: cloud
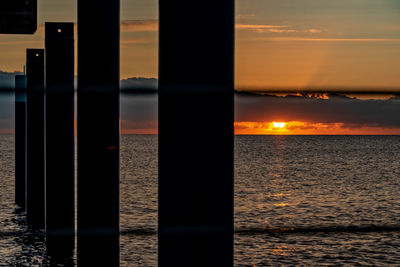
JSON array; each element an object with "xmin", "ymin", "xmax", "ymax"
[
  {"xmin": 121, "ymin": 77, "xmax": 158, "ymax": 90},
  {"xmin": 235, "ymin": 94, "xmax": 400, "ymax": 130},
  {"xmin": 32, "ymin": 21, "xmax": 324, "ymax": 36},
  {"xmin": 307, "ymin": 29, "xmax": 323, "ymax": 33},
  {"xmin": 267, "ymin": 29, "xmax": 297, "ymax": 33},
  {"xmin": 0, "ymin": 40, "xmax": 43, "ymax": 45},
  {"xmin": 251, "ymin": 37, "xmax": 400, "ymax": 42},
  {"xmin": 120, "ymin": 21, "xmax": 311, "ymax": 34},
  {"xmin": 35, "ymin": 20, "xmax": 159, "ymax": 34},
  {"xmin": 121, "ymin": 20, "xmax": 158, "ymax": 32},
  {"xmin": 236, "ymin": 14, "xmax": 256, "ymax": 19},
  {"xmin": 236, "ymin": 24, "xmax": 294, "ymax": 33},
  {"xmin": 120, "ymin": 39, "xmax": 154, "ymax": 47},
  {"xmin": 0, "ymin": 70, "xmax": 23, "ymax": 89},
  {"xmin": 235, "ymin": 24, "xmax": 324, "ymax": 34},
  {"xmin": 236, "ymin": 24, "xmax": 292, "ymax": 30}
]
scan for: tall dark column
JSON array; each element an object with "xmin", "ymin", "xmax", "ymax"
[
  {"xmin": 158, "ymin": 0, "xmax": 235, "ymax": 266},
  {"xmin": 77, "ymin": 0, "xmax": 120, "ymax": 266},
  {"xmin": 15, "ymin": 74, "xmax": 26, "ymax": 210},
  {"xmin": 26, "ymin": 49, "xmax": 45, "ymax": 229},
  {"xmin": 44, "ymin": 22, "xmax": 75, "ymax": 238}
]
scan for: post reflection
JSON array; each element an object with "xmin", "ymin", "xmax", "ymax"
[
  {"xmin": 77, "ymin": 235, "xmax": 119, "ymax": 266},
  {"xmin": 46, "ymin": 235, "xmax": 75, "ymax": 267}
]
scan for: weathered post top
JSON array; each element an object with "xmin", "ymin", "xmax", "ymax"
[
  {"xmin": 45, "ymin": 22, "xmax": 74, "ymax": 91},
  {"xmin": 45, "ymin": 22, "xmax": 74, "ymax": 40},
  {"xmin": 26, "ymin": 49, "xmax": 44, "ymax": 64},
  {"xmin": 26, "ymin": 49, "xmax": 44, "ymax": 90},
  {"xmin": 0, "ymin": 0, "xmax": 37, "ymax": 34}
]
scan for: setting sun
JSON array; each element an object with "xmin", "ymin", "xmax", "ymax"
[{"xmin": 273, "ymin": 122, "xmax": 286, "ymax": 128}]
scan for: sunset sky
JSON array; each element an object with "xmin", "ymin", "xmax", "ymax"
[
  {"xmin": 3, "ymin": 93, "xmax": 400, "ymax": 135},
  {"xmin": 0, "ymin": 0, "xmax": 399, "ymax": 89},
  {"xmin": 1, "ymin": 0, "xmax": 400, "ymax": 135}
]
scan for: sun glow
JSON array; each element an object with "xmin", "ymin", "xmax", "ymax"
[
  {"xmin": 273, "ymin": 122, "xmax": 286, "ymax": 128},
  {"xmin": 234, "ymin": 121, "xmax": 400, "ymax": 135}
]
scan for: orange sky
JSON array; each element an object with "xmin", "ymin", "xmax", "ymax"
[{"xmin": 234, "ymin": 121, "xmax": 400, "ymax": 135}]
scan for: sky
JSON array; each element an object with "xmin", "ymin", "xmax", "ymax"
[
  {"xmin": 0, "ymin": 0, "xmax": 399, "ymax": 90},
  {"xmin": 1, "ymin": 0, "xmax": 400, "ymax": 135}
]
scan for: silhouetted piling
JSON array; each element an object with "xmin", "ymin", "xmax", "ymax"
[
  {"xmin": 158, "ymin": 0, "xmax": 234, "ymax": 266},
  {"xmin": 15, "ymin": 75, "xmax": 26, "ymax": 210},
  {"xmin": 44, "ymin": 22, "xmax": 75, "ymax": 237},
  {"xmin": 26, "ymin": 49, "xmax": 45, "ymax": 229},
  {"xmin": 77, "ymin": 0, "xmax": 120, "ymax": 264}
]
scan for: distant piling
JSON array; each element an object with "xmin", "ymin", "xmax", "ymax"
[
  {"xmin": 15, "ymin": 74, "xmax": 26, "ymax": 210},
  {"xmin": 26, "ymin": 49, "xmax": 45, "ymax": 229},
  {"xmin": 77, "ymin": 0, "xmax": 120, "ymax": 265},
  {"xmin": 158, "ymin": 0, "xmax": 235, "ymax": 266},
  {"xmin": 44, "ymin": 22, "xmax": 75, "ymax": 237}
]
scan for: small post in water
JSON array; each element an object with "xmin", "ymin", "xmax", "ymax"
[{"xmin": 15, "ymin": 74, "xmax": 26, "ymax": 210}]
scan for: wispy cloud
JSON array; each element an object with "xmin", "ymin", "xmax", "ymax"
[
  {"xmin": 251, "ymin": 37, "xmax": 400, "ymax": 42},
  {"xmin": 120, "ymin": 39, "xmax": 154, "ymax": 45},
  {"xmin": 235, "ymin": 94, "xmax": 400, "ymax": 128},
  {"xmin": 33, "ymin": 21, "xmax": 322, "ymax": 35},
  {"xmin": 0, "ymin": 40, "xmax": 43, "ymax": 45},
  {"xmin": 121, "ymin": 20, "xmax": 158, "ymax": 32},
  {"xmin": 307, "ymin": 29, "xmax": 323, "ymax": 33},
  {"xmin": 36, "ymin": 20, "xmax": 160, "ymax": 34},
  {"xmin": 267, "ymin": 28, "xmax": 297, "ymax": 33},
  {"xmin": 235, "ymin": 24, "xmax": 325, "ymax": 34},
  {"xmin": 236, "ymin": 14, "xmax": 256, "ymax": 19},
  {"xmin": 236, "ymin": 24, "xmax": 293, "ymax": 33}
]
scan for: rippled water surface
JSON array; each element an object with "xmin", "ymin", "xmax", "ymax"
[{"xmin": 1, "ymin": 135, "xmax": 400, "ymax": 266}]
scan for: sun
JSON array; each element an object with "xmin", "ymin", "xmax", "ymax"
[{"xmin": 273, "ymin": 122, "xmax": 286, "ymax": 128}]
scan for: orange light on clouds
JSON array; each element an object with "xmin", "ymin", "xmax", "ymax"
[
  {"xmin": 273, "ymin": 122, "xmax": 286, "ymax": 128},
  {"xmin": 235, "ymin": 121, "xmax": 400, "ymax": 135}
]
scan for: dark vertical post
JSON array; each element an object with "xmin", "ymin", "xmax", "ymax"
[
  {"xmin": 45, "ymin": 22, "xmax": 75, "ymax": 238},
  {"xmin": 26, "ymin": 49, "xmax": 45, "ymax": 229},
  {"xmin": 77, "ymin": 0, "xmax": 120, "ymax": 265},
  {"xmin": 15, "ymin": 74, "xmax": 26, "ymax": 210},
  {"xmin": 158, "ymin": 0, "xmax": 234, "ymax": 266}
]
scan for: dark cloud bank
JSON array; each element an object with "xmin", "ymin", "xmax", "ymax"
[
  {"xmin": 0, "ymin": 69, "xmax": 157, "ymax": 92},
  {"xmin": 0, "ymin": 70, "xmax": 23, "ymax": 89},
  {"xmin": 120, "ymin": 92, "xmax": 400, "ymax": 132},
  {"xmin": 235, "ymin": 93, "xmax": 400, "ymax": 129}
]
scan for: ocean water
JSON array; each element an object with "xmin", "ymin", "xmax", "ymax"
[{"xmin": 1, "ymin": 134, "xmax": 400, "ymax": 266}]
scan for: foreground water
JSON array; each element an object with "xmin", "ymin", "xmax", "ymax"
[{"xmin": 1, "ymin": 135, "xmax": 400, "ymax": 266}]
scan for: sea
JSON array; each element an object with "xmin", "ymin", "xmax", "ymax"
[{"xmin": 1, "ymin": 92, "xmax": 400, "ymax": 266}]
